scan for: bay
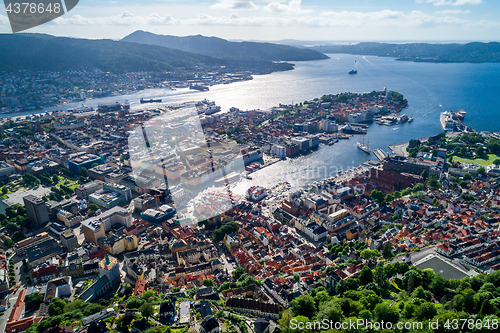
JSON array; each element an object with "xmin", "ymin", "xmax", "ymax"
[{"xmin": 6, "ymin": 54, "xmax": 500, "ymax": 194}]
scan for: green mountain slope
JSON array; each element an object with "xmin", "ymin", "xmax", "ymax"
[
  {"xmin": 0, "ymin": 33, "xmax": 227, "ymax": 73},
  {"xmin": 121, "ymin": 30, "xmax": 329, "ymax": 62}
]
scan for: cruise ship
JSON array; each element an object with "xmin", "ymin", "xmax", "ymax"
[{"xmin": 441, "ymin": 111, "xmax": 455, "ymax": 131}]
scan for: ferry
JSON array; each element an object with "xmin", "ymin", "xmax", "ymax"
[
  {"xmin": 71, "ymin": 104, "xmax": 93, "ymax": 113},
  {"xmin": 190, "ymin": 85, "xmax": 209, "ymax": 92},
  {"xmin": 341, "ymin": 124, "xmax": 366, "ymax": 134},
  {"xmin": 140, "ymin": 98, "xmax": 162, "ymax": 104},
  {"xmin": 122, "ymin": 100, "xmax": 131, "ymax": 110},
  {"xmin": 455, "ymin": 110, "xmax": 466, "ymax": 120},
  {"xmin": 349, "ymin": 70, "xmax": 357, "ymax": 74},
  {"xmin": 441, "ymin": 111, "xmax": 455, "ymax": 131}
]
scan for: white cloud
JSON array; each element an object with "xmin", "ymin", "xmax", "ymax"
[
  {"xmin": 44, "ymin": 8, "xmax": 500, "ymax": 33},
  {"xmin": 435, "ymin": 9, "xmax": 471, "ymax": 14},
  {"xmin": 53, "ymin": 12, "xmax": 179, "ymax": 26},
  {"xmin": 211, "ymin": 0, "xmax": 258, "ymax": 11},
  {"xmin": 263, "ymin": 0, "xmax": 311, "ymax": 14},
  {"xmin": 416, "ymin": 0, "xmax": 482, "ymax": 6},
  {"xmin": 0, "ymin": 15, "xmax": 9, "ymax": 26}
]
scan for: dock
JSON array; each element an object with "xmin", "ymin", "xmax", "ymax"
[{"xmin": 373, "ymin": 149, "xmax": 388, "ymax": 161}]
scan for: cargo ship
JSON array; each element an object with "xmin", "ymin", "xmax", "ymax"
[
  {"xmin": 441, "ymin": 111, "xmax": 455, "ymax": 131},
  {"xmin": 190, "ymin": 85, "xmax": 209, "ymax": 91},
  {"xmin": 140, "ymin": 98, "xmax": 162, "ymax": 104}
]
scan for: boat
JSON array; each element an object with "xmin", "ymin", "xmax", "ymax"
[
  {"xmin": 341, "ymin": 124, "xmax": 366, "ymax": 134},
  {"xmin": 349, "ymin": 70, "xmax": 357, "ymax": 74},
  {"xmin": 190, "ymin": 85, "xmax": 209, "ymax": 91},
  {"xmin": 140, "ymin": 98, "xmax": 162, "ymax": 104},
  {"xmin": 71, "ymin": 104, "xmax": 93, "ymax": 113},
  {"xmin": 408, "ymin": 117, "xmax": 414, "ymax": 123},
  {"xmin": 440, "ymin": 111, "xmax": 455, "ymax": 131},
  {"xmin": 356, "ymin": 138, "xmax": 371, "ymax": 154},
  {"xmin": 455, "ymin": 110, "xmax": 466, "ymax": 120},
  {"xmin": 122, "ymin": 100, "xmax": 131, "ymax": 110}
]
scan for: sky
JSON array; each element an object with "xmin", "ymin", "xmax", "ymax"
[{"xmin": 1, "ymin": 0, "xmax": 500, "ymax": 42}]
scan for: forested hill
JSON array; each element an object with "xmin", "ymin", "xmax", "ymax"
[
  {"xmin": 0, "ymin": 33, "xmax": 228, "ymax": 73},
  {"xmin": 121, "ymin": 30, "xmax": 329, "ymax": 62},
  {"xmin": 310, "ymin": 42, "xmax": 500, "ymax": 63}
]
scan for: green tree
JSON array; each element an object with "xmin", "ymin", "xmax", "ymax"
[
  {"xmin": 477, "ymin": 167, "xmax": 486, "ymax": 177},
  {"xmin": 11, "ymin": 231, "xmax": 25, "ymax": 242},
  {"xmin": 90, "ymin": 203, "xmax": 99, "ymax": 213},
  {"xmin": 411, "ymin": 286, "xmax": 429, "ymax": 301},
  {"xmin": 415, "ymin": 302, "xmax": 437, "ymax": 320},
  {"xmin": 370, "ymin": 189, "xmax": 385, "ymax": 204},
  {"xmin": 464, "ymin": 172, "xmax": 472, "ymax": 180},
  {"xmin": 385, "ymin": 194, "xmax": 395, "ymax": 203},
  {"xmin": 421, "ymin": 170, "xmax": 429, "ymax": 182},
  {"xmin": 3, "ymin": 238, "xmax": 14, "ymax": 248},
  {"xmin": 48, "ymin": 297, "xmax": 66, "ymax": 316},
  {"xmin": 475, "ymin": 146, "xmax": 485, "ymax": 158},
  {"xmin": 140, "ymin": 302, "xmax": 154, "ymax": 318},
  {"xmin": 291, "ymin": 294, "xmax": 317, "ymax": 318},
  {"xmin": 233, "ymin": 267, "xmax": 245, "ymax": 281},
  {"xmin": 124, "ymin": 284, "xmax": 134, "ymax": 296},
  {"xmin": 52, "ymin": 174, "xmax": 60, "ymax": 184},
  {"xmin": 203, "ymin": 279, "xmax": 214, "ymax": 287},
  {"xmin": 80, "ymin": 167, "xmax": 88, "ymax": 178},
  {"xmin": 359, "ymin": 266, "xmax": 373, "ymax": 286},
  {"xmin": 429, "ymin": 274, "xmax": 446, "ymax": 295},
  {"xmin": 316, "ymin": 300, "xmax": 343, "ymax": 323},
  {"xmin": 373, "ymin": 303, "xmax": 398, "ymax": 323},
  {"xmin": 493, "ymin": 159, "xmax": 500, "ymax": 166},
  {"xmin": 480, "ymin": 299, "xmax": 496, "ymax": 316},
  {"xmin": 83, "ymin": 303, "xmax": 102, "ymax": 316},
  {"xmin": 383, "ymin": 242, "xmax": 393, "ymax": 259},
  {"xmin": 26, "ymin": 292, "xmax": 44, "ymax": 310},
  {"xmin": 412, "ymin": 183, "xmax": 425, "ymax": 192}
]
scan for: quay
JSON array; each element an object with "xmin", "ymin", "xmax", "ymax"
[{"xmin": 373, "ymin": 149, "xmax": 389, "ymax": 161}]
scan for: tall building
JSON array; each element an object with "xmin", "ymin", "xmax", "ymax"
[
  {"xmin": 23, "ymin": 195, "xmax": 49, "ymax": 226},
  {"xmin": 81, "ymin": 206, "xmax": 133, "ymax": 244},
  {"xmin": 60, "ymin": 230, "xmax": 79, "ymax": 251}
]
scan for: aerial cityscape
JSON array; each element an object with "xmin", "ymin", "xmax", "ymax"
[{"xmin": 1, "ymin": 1, "xmax": 500, "ymax": 333}]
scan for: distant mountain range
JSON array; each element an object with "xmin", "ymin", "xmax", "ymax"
[
  {"xmin": 308, "ymin": 42, "xmax": 500, "ymax": 63},
  {"xmin": 0, "ymin": 32, "xmax": 330, "ymax": 74},
  {"xmin": 121, "ymin": 30, "xmax": 329, "ymax": 62}
]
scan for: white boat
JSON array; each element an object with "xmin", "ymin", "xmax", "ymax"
[{"xmin": 357, "ymin": 140, "xmax": 371, "ymax": 154}]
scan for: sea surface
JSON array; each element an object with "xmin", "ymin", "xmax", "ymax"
[{"xmin": 5, "ymin": 54, "xmax": 500, "ymax": 195}]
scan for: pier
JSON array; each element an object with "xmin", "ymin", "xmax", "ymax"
[{"xmin": 373, "ymin": 149, "xmax": 389, "ymax": 161}]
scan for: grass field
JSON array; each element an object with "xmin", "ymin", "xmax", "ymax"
[{"xmin": 453, "ymin": 154, "xmax": 498, "ymax": 166}]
